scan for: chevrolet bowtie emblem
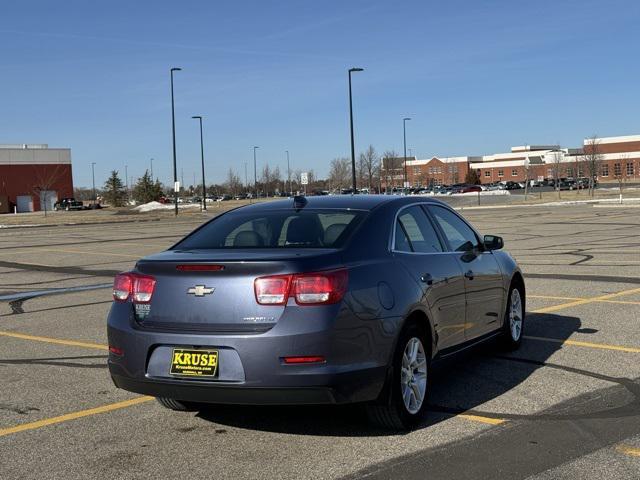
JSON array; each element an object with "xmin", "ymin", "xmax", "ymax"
[{"xmin": 187, "ymin": 285, "xmax": 215, "ymax": 297}]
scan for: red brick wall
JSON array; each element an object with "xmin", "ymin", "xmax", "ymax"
[{"xmin": 0, "ymin": 164, "xmax": 74, "ymax": 211}]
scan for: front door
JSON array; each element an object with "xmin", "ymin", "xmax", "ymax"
[
  {"xmin": 392, "ymin": 205, "xmax": 467, "ymax": 350},
  {"xmin": 427, "ymin": 205, "xmax": 505, "ymax": 340}
]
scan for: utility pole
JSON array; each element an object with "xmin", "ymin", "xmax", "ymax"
[
  {"xmin": 170, "ymin": 67, "xmax": 182, "ymax": 216},
  {"xmin": 286, "ymin": 150, "xmax": 291, "ymax": 195},
  {"xmin": 403, "ymin": 117, "xmax": 411, "ymax": 192},
  {"xmin": 348, "ymin": 67, "xmax": 364, "ymax": 193},
  {"xmin": 91, "ymin": 162, "xmax": 96, "ymax": 205},
  {"xmin": 253, "ymin": 146, "xmax": 259, "ymax": 199}
]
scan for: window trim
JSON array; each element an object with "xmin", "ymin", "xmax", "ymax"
[{"xmin": 389, "ymin": 202, "xmax": 447, "ymax": 255}]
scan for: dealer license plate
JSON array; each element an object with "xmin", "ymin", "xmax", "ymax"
[{"xmin": 170, "ymin": 349, "xmax": 218, "ymax": 377}]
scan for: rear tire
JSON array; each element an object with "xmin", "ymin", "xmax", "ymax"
[
  {"xmin": 499, "ymin": 283, "xmax": 525, "ymax": 350},
  {"xmin": 155, "ymin": 397, "xmax": 202, "ymax": 412},
  {"xmin": 365, "ymin": 322, "xmax": 430, "ymax": 430}
]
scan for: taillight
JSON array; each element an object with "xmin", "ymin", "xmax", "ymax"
[
  {"xmin": 254, "ymin": 275, "xmax": 292, "ymax": 305},
  {"xmin": 293, "ymin": 270, "xmax": 348, "ymax": 305},
  {"xmin": 112, "ymin": 272, "xmax": 156, "ymax": 303},
  {"xmin": 113, "ymin": 273, "xmax": 132, "ymax": 301},
  {"xmin": 254, "ymin": 269, "xmax": 348, "ymax": 306}
]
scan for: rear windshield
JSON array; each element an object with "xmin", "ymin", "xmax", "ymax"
[{"xmin": 174, "ymin": 209, "xmax": 367, "ymax": 249}]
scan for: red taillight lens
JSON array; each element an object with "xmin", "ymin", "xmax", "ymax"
[
  {"xmin": 113, "ymin": 273, "xmax": 133, "ymax": 302},
  {"xmin": 112, "ymin": 272, "xmax": 156, "ymax": 303},
  {"xmin": 254, "ymin": 269, "xmax": 348, "ymax": 306},
  {"xmin": 293, "ymin": 269, "xmax": 348, "ymax": 305},
  {"xmin": 254, "ymin": 274, "xmax": 292, "ymax": 305},
  {"xmin": 132, "ymin": 274, "xmax": 156, "ymax": 303}
]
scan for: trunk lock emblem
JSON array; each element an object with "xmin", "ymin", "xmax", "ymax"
[{"xmin": 187, "ymin": 285, "xmax": 215, "ymax": 297}]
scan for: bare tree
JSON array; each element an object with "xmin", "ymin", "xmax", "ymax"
[
  {"xmin": 614, "ymin": 154, "xmax": 629, "ymax": 203},
  {"xmin": 582, "ymin": 135, "xmax": 603, "ymax": 197},
  {"xmin": 549, "ymin": 150, "xmax": 565, "ymax": 199},
  {"xmin": 328, "ymin": 158, "xmax": 351, "ymax": 192},
  {"xmin": 358, "ymin": 145, "xmax": 378, "ymax": 191},
  {"xmin": 381, "ymin": 150, "xmax": 401, "ymax": 192},
  {"xmin": 32, "ymin": 164, "xmax": 65, "ymax": 216},
  {"xmin": 225, "ymin": 168, "xmax": 242, "ymax": 196}
]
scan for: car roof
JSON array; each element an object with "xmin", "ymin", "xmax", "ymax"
[{"xmin": 234, "ymin": 194, "xmax": 445, "ymax": 212}]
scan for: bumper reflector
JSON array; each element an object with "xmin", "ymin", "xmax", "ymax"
[
  {"xmin": 282, "ymin": 356, "xmax": 325, "ymax": 364},
  {"xmin": 109, "ymin": 346, "xmax": 124, "ymax": 356}
]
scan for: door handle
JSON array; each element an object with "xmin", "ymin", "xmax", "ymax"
[
  {"xmin": 464, "ymin": 270, "xmax": 474, "ymax": 280},
  {"xmin": 420, "ymin": 273, "xmax": 433, "ymax": 285}
]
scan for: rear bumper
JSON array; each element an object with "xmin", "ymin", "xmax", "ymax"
[
  {"xmin": 107, "ymin": 302, "xmax": 392, "ymax": 406},
  {"xmin": 112, "ymin": 374, "xmax": 339, "ymax": 405}
]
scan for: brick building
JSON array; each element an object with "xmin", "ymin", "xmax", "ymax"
[
  {"xmin": 0, "ymin": 144, "xmax": 73, "ymax": 212},
  {"xmin": 383, "ymin": 134, "xmax": 640, "ymax": 189}
]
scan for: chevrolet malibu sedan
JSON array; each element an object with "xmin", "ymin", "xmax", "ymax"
[{"xmin": 107, "ymin": 195, "xmax": 525, "ymax": 429}]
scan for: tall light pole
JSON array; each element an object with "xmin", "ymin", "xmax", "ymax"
[
  {"xmin": 244, "ymin": 162, "xmax": 248, "ymax": 193},
  {"xmin": 286, "ymin": 150, "xmax": 291, "ymax": 195},
  {"xmin": 253, "ymin": 146, "xmax": 259, "ymax": 198},
  {"xmin": 403, "ymin": 117, "xmax": 411, "ymax": 192},
  {"xmin": 192, "ymin": 115, "xmax": 206, "ymax": 210},
  {"xmin": 348, "ymin": 67, "xmax": 363, "ymax": 193},
  {"xmin": 150, "ymin": 158, "xmax": 154, "ymax": 179},
  {"xmin": 125, "ymin": 164, "xmax": 128, "ymax": 199},
  {"xmin": 170, "ymin": 67, "xmax": 182, "ymax": 216},
  {"xmin": 91, "ymin": 162, "xmax": 96, "ymax": 205}
]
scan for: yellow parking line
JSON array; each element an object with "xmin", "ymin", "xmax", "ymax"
[
  {"xmin": 524, "ymin": 335, "xmax": 640, "ymax": 354},
  {"xmin": 0, "ymin": 330, "xmax": 108, "ymax": 351},
  {"xmin": 458, "ymin": 413, "xmax": 505, "ymax": 425},
  {"xmin": 616, "ymin": 444, "xmax": 640, "ymax": 457},
  {"xmin": 532, "ymin": 287, "xmax": 640, "ymax": 314},
  {"xmin": 0, "ymin": 396, "xmax": 153, "ymax": 437},
  {"xmin": 530, "ymin": 294, "xmax": 640, "ymax": 306}
]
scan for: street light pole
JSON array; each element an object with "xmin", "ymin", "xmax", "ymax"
[
  {"xmin": 150, "ymin": 158, "xmax": 154, "ymax": 179},
  {"xmin": 91, "ymin": 162, "xmax": 96, "ymax": 205},
  {"xmin": 192, "ymin": 115, "xmax": 206, "ymax": 211},
  {"xmin": 286, "ymin": 150, "xmax": 291, "ymax": 195},
  {"xmin": 125, "ymin": 164, "xmax": 128, "ymax": 199},
  {"xmin": 348, "ymin": 67, "xmax": 363, "ymax": 193},
  {"xmin": 253, "ymin": 146, "xmax": 259, "ymax": 199},
  {"xmin": 170, "ymin": 67, "xmax": 182, "ymax": 216},
  {"xmin": 403, "ymin": 117, "xmax": 411, "ymax": 192}
]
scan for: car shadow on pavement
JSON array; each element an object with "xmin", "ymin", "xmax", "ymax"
[{"xmin": 197, "ymin": 312, "xmax": 580, "ymax": 436}]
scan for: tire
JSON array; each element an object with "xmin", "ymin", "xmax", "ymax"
[
  {"xmin": 366, "ymin": 322, "xmax": 430, "ymax": 430},
  {"xmin": 499, "ymin": 282, "xmax": 525, "ymax": 350},
  {"xmin": 155, "ymin": 397, "xmax": 202, "ymax": 412}
]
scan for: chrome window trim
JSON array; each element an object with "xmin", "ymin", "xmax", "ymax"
[{"xmin": 389, "ymin": 201, "xmax": 447, "ymax": 255}]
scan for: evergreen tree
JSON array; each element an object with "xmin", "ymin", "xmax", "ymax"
[
  {"xmin": 465, "ymin": 168, "xmax": 481, "ymax": 185},
  {"xmin": 103, "ymin": 170, "xmax": 126, "ymax": 206},
  {"xmin": 133, "ymin": 170, "xmax": 163, "ymax": 204}
]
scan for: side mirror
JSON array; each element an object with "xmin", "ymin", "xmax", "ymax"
[{"xmin": 484, "ymin": 235, "xmax": 504, "ymax": 251}]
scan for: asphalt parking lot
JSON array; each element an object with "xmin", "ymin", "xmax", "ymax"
[{"xmin": 1, "ymin": 204, "xmax": 639, "ymax": 479}]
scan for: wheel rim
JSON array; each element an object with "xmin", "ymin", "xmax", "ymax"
[
  {"xmin": 509, "ymin": 289, "xmax": 523, "ymax": 341},
  {"xmin": 401, "ymin": 337, "xmax": 427, "ymax": 414}
]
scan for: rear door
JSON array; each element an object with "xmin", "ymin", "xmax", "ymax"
[
  {"xmin": 392, "ymin": 205, "xmax": 466, "ymax": 350},
  {"xmin": 427, "ymin": 205, "xmax": 505, "ymax": 340}
]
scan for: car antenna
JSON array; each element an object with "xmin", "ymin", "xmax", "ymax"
[{"xmin": 293, "ymin": 195, "xmax": 307, "ymax": 210}]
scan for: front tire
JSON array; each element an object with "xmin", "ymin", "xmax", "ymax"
[
  {"xmin": 155, "ymin": 397, "xmax": 202, "ymax": 412},
  {"xmin": 366, "ymin": 323, "xmax": 430, "ymax": 430},
  {"xmin": 500, "ymin": 283, "xmax": 525, "ymax": 350}
]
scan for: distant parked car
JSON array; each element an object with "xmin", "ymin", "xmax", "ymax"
[
  {"xmin": 54, "ymin": 198, "xmax": 84, "ymax": 211},
  {"xmin": 458, "ymin": 185, "xmax": 482, "ymax": 193}
]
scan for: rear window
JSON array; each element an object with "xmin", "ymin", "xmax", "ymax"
[{"xmin": 174, "ymin": 209, "xmax": 366, "ymax": 249}]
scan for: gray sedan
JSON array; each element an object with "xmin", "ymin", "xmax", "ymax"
[{"xmin": 107, "ymin": 195, "xmax": 525, "ymax": 430}]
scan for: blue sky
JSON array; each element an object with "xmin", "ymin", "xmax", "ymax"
[{"xmin": 2, "ymin": 0, "xmax": 640, "ymax": 188}]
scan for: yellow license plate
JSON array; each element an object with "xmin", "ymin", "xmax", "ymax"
[{"xmin": 170, "ymin": 349, "xmax": 218, "ymax": 377}]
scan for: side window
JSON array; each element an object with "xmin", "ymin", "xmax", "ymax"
[
  {"xmin": 429, "ymin": 206, "xmax": 479, "ymax": 252},
  {"xmin": 394, "ymin": 206, "xmax": 443, "ymax": 253}
]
